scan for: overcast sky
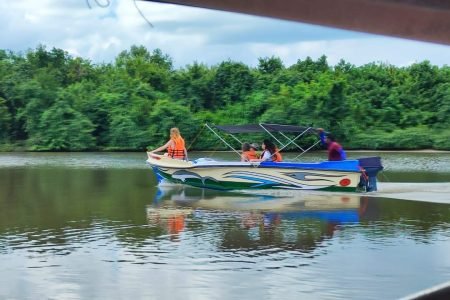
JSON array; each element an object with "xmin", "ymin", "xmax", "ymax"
[{"xmin": 1, "ymin": 0, "xmax": 449, "ymax": 68}]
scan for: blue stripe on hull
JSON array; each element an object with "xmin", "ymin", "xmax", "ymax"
[{"xmin": 260, "ymin": 160, "xmax": 360, "ymax": 172}]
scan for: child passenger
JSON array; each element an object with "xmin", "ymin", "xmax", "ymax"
[{"xmin": 241, "ymin": 142, "xmax": 260, "ymax": 161}]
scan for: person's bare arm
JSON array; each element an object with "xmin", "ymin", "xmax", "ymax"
[{"xmin": 151, "ymin": 140, "xmax": 172, "ymax": 153}]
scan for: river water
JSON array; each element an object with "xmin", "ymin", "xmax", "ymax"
[{"xmin": 0, "ymin": 152, "xmax": 450, "ymax": 300}]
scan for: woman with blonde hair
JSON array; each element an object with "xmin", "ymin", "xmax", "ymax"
[{"xmin": 150, "ymin": 127, "xmax": 188, "ymax": 160}]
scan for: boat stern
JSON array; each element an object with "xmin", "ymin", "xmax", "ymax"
[{"xmin": 357, "ymin": 156, "xmax": 384, "ymax": 192}]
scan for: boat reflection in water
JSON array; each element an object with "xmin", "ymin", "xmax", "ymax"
[{"xmin": 147, "ymin": 183, "xmax": 368, "ymax": 250}]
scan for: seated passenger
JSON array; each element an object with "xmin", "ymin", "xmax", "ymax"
[
  {"xmin": 149, "ymin": 127, "xmax": 188, "ymax": 160},
  {"xmin": 251, "ymin": 139, "xmax": 282, "ymax": 162},
  {"xmin": 241, "ymin": 142, "xmax": 259, "ymax": 161},
  {"xmin": 250, "ymin": 143, "xmax": 261, "ymax": 159}
]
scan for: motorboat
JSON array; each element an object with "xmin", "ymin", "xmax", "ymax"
[{"xmin": 146, "ymin": 123, "xmax": 383, "ymax": 192}]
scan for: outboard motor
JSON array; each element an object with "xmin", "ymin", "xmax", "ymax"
[{"xmin": 358, "ymin": 157, "xmax": 383, "ymax": 192}]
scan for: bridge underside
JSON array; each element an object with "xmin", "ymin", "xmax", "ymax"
[{"xmin": 146, "ymin": 0, "xmax": 450, "ymax": 45}]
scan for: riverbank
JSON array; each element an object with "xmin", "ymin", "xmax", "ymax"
[
  {"xmin": 1, "ymin": 145, "xmax": 450, "ymax": 154},
  {"xmin": 347, "ymin": 149, "xmax": 450, "ymax": 153}
]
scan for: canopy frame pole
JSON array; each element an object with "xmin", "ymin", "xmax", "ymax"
[
  {"xmin": 259, "ymin": 124, "xmax": 314, "ymax": 161},
  {"xmin": 227, "ymin": 133, "xmax": 243, "ymax": 145},
  {"xmin": 276, "ymin": 127, "xmax": 311, "ymax": 153},
  {"xmin": 278, "ymin": 131, "xmax": 306, "ymax": 152},
  {"xmin": 293, "ymin": 139, "xmax": 322, "ymax": 160},
  {"xmin": 205, "ymin": 123, "xmax": 242, "ymax": 158},
  {"xmin": 276, "ymin": 127, "xmax": 320, "ymax": 161},
  {"xmin": 258, "ymin": 124, "xmax": 286, "ymax": 148}
]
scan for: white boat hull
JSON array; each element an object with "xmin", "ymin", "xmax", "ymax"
[{"xmin": 147, "ymin": 153, "xmax": 362, "ymax": 192}]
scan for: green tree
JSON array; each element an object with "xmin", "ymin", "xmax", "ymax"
[
  {"xmin": 15, "ymin": 80, "xmax": 53, "ymax": 140},
  {"xmin": 211, "ymin": 61, "xmax": 255, "ymax": 108},
  {"xmin": 116, "ymin": 46, "xmax": 173, "ymax": 92},
  {"xmin": 147, "ymin": 99, "xmax": 199, "ymax": 149},
  {"xmin": 0, "ymin": 97, "xmax": 11, "ymax": 141},
  {"xmin": 34, "ymin": 101, "xmax": 95, "ymax": 150},
  {"xmin": 170, "ymin": 62, "xmax": 214, "ymax": 111},
  {"xmin": 107, "ymin": 114, "xmax": 145, "ymax": 149},
  {"xmin": 0, "ymin": 45, "xmax": 449, "ymax": 151},
  {"xmin": 257, "ymin": 56, "xmax": 284, "ymax": 75},
  {"xmin": 433, "ymin": 83, "xmax": 450, "ymax": 126}
]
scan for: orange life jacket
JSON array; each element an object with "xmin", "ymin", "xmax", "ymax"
[
  {"xmin": 261, "ymin": 149, "xmax": 282, "ymax": 162},
  {"xmin": 273, "ymin": 148, "xmax": 282, "ymax": 162},
  {"xmin": 167, "ymin": 137, "xmax": 186, "ymax": 159},
  {"xmin": 243, "ymin": 149, "xmax": 259, "ymax": 161}
]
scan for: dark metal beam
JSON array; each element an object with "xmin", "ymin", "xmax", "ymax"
[{"xmin": 146, "ymin": 0, "xmax": 450, "ymax": 45}]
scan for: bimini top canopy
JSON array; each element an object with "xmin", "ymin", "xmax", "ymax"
[
  {"xmin": 205, "ymin": 123, "xmax": 322, "ymax": 160},
  {"xmin": 214, "ymin": 123, "xmax": 315, "ymax": 134}
]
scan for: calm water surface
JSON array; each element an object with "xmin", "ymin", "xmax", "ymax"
[{"xmin": 1, "ymin": 152, "xmax": 450, "ymax": 300}]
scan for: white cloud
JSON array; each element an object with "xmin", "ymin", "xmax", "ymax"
[{"xmin": 0, "ymin": 0, "xmax": 449, "ymax": 68}]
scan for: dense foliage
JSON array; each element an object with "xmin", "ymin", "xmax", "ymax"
[{"xmin": 0, "ymin": 45, "xmax": 449, "ymax": 151}]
